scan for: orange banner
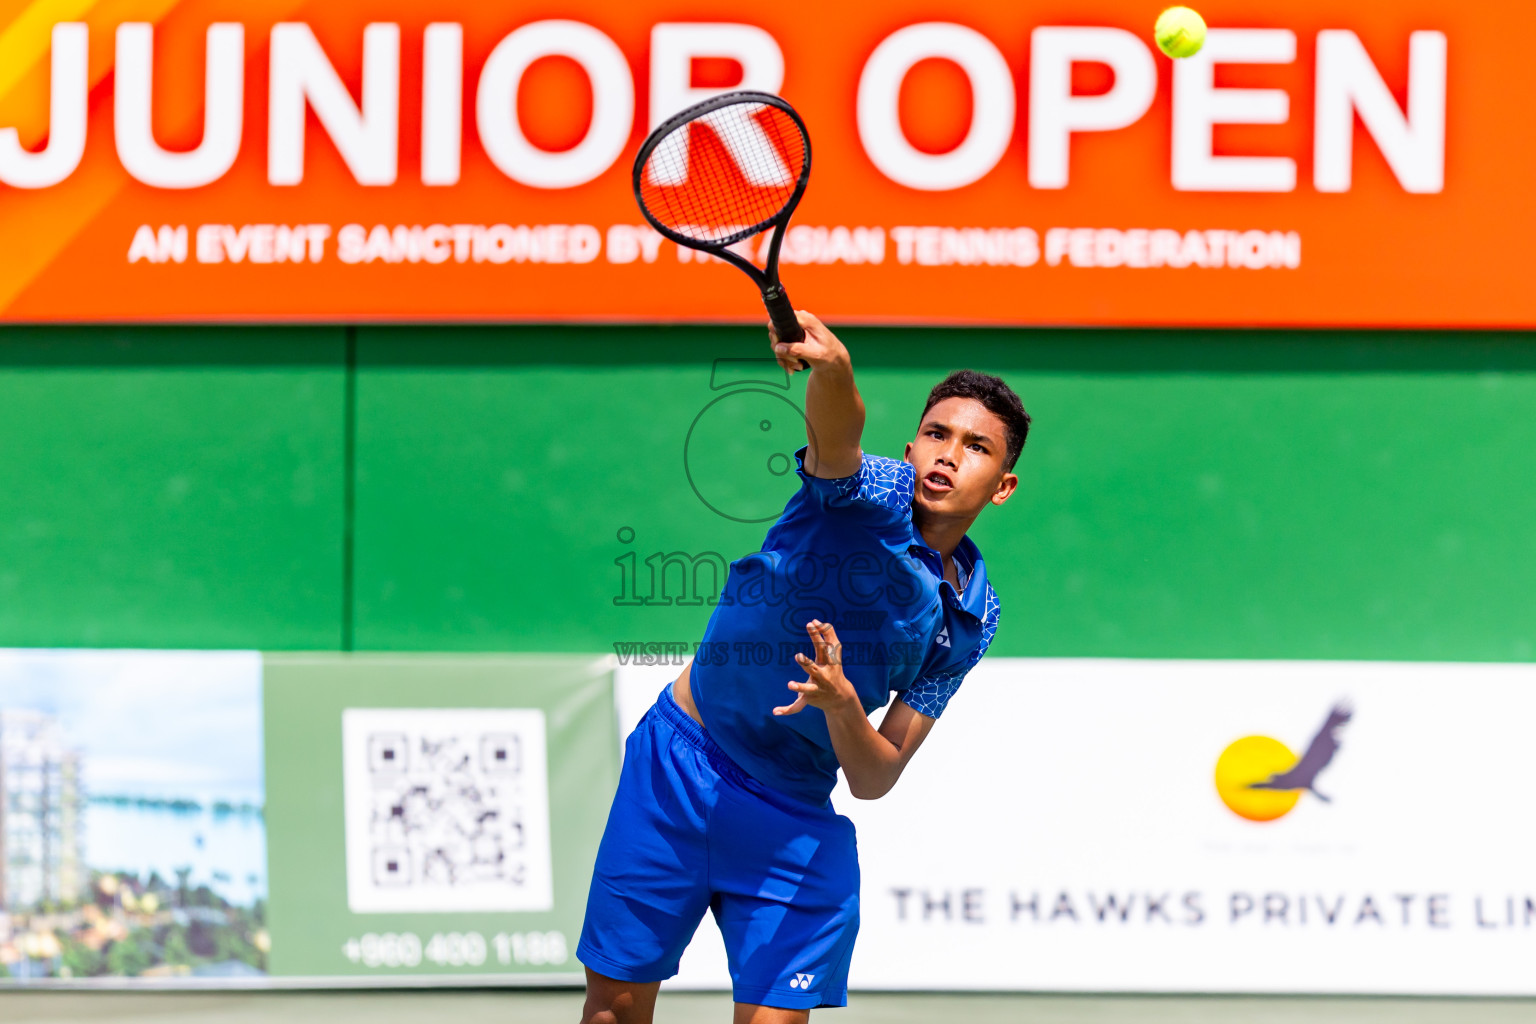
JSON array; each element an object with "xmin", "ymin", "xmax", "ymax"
[{"xmin": 0, "ymin": 0, "xmax": 1530, "ymax": 326}]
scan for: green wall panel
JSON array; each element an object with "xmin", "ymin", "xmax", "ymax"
[
  {"xmin": 0, "ymin": 327, "xmax": 347, "ymax": 648},
  {"xmin": 353, "ymin": 327, "xmax": 1536, "ymax": 662},
  {"xmin": 351, "ymin": 327, "xmax": 768, "ymax": 652},
  {"xmin": 1, "ymin": 323, "xmax": 1531, "ymax": 659}
]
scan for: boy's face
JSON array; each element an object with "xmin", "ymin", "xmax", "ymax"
[{"xmin": 904, "ymin": 397, "xmax": 1018, "ymax": 520}]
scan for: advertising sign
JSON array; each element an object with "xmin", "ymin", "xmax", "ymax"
[
  {"xmin": 262, "ymin": 653, "xmax": 613, "ymax": 982},
  {"xmin": 0, "ymin": 650, "xmax": 616, "ymax": 985},
  {"xmin": 618, "ymin": 659, "xmax": 1536, "ymax": 995},
  {"xmin": 0, "ymin": 1, "xmax": 1530, "ymax": 326},
  {"xmin": 0, "ymin": 650, "xmax": 268, "ymax": 981},
  {"xmin": 11, "ymin": 651, "xmax": 1536, "ymax": 991}
]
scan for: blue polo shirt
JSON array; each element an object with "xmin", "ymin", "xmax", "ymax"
[{"xmin": 690, "ymin": 445, "xmax": 1001, "ymax": 805}]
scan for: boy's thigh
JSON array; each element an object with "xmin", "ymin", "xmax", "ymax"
[
  {"xmin": 733, "ymin": 1003, "xmax": 812, "ymax": 1024},
  {"xmin": 581, "ymin": 968, "xmax": 660, "ymax": 1024},
  {"xmin": 577, "ymin": 714, "xmax": 716, "ymax": 982}
]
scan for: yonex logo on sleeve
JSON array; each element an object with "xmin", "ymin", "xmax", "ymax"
[{"xmin": 789, "ymin": 973, "xmax": 815, "ymax": 989}]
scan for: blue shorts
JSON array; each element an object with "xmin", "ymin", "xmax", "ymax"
[{"xmin": 577, "ymin": 683, "xmax": 860, "ymax": 1010}]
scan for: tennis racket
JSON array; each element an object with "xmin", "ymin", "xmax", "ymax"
[{"xmin": 633, "ymin": 90, "xmax": 812, "ymax": 368}]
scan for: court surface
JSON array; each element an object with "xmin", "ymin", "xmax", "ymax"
[{"xmin": 3, "ymin": 991, "xmax": 1536, "ymax": 1024}]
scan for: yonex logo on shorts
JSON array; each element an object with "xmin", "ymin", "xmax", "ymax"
[{"xmin": 789, "ymin": 973, "xmax": 815, "ymax": 989}]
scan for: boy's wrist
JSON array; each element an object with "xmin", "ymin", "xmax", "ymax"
[
  {"xmin": 821, "ymin": 690, "xmax": 863, "ymax": 723},
  {"xmin": 809, "ymin": 349, "xmax": 852, "ymax": 376}
]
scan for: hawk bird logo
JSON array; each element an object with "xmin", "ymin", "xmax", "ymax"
[
  {"xmin": 1247, "ymin": 703, "xmax": 1352, "ymax": 803},
  {"xmin": 1214, "ymin": 702, "xmax": 1353, "ymax": 822}
]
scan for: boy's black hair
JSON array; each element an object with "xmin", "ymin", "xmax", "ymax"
[{"xmin": 919, "ymin": 370, "xmax": 1031, "ymax": 472}]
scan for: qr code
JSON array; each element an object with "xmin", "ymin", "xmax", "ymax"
[{"xmin": 341, "ymin": 708, "xmax": 553, "ymax": 913}]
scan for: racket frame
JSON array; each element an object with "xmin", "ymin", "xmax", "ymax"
[{"xmin": 632, "ymin": 90, "xmax": 813, "ymax": 353}]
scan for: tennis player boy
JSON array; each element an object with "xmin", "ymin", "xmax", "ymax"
[{"xmin": 579, "ymin": 310, "xmax": 1029, "ymax": 1023}]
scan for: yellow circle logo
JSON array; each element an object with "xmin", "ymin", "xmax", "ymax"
[{"xmin": 1214, "ymin": 735, "xmax": 1302, "ymax": 822}]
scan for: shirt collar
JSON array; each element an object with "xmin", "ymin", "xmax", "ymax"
[
  {"xmin": 908, "ymin": 532, "xmax": 990, "ymax": 620},
  {"xmin": 953, "ymin": 534, "xmax": 990, "ymax": 618}
]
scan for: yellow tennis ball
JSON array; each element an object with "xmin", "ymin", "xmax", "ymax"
[{"xmin": 1155, "ymin": 6, "xmax": 1207, "ymax": 59}]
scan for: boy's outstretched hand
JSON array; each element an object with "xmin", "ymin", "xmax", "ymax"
[
  {"xmin": 768, "ymin": 310, "xmax": 850, "ymax": 376},
  {"xmin": 773, "ymin": 620, "xmax": 860, "ymax": 718}
]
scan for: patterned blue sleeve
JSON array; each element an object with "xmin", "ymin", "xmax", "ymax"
[
  {"xmin": 900, "ymin": 584, "xmax": 1000, "ymax": 719},
  {"xmin": 792, "ymin": 445, "xmax": 915, "ymax": 522}
]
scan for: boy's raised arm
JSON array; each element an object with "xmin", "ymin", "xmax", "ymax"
[{"xmin": 769, "ymin": 309, "xmax": 865, "ymax": 479}]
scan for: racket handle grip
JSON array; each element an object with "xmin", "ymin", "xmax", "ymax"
[{"xmin": 763, "ymin": 285, "xmax": 810, "ymax": 370}]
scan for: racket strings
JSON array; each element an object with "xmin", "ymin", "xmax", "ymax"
[{"xmin": 640, "ymin": 103, "xmax": 807, "ymax": 246}]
